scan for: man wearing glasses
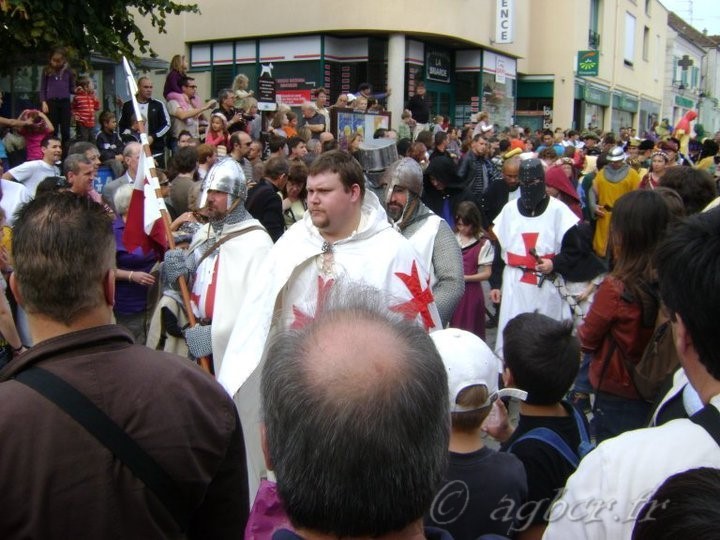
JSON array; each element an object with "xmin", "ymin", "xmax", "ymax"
[{"xmin": 167, "ymin": 76, "xmax": 216, "ymax": 154}]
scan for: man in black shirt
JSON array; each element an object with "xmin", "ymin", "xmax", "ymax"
[
  {"xmin": 487, "ymin": 313, "xmax": 590, "ymax": 539},
  {"xmin": 406, "ymin": 81, "xmax": 431, "ymax": 135}
]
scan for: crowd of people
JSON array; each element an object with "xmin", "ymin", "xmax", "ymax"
[{"xmin": 1, "ymin": 47, "xmax": 720, "ymax": 539}]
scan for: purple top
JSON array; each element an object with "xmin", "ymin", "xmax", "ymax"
[
  {"xmin": 163, "ymin": 70, "xmax": 184, "ymax": 100},
  {"xmin": 40, "ymin": 67, "xmax": 74, "ymax": 101},
  {"xmin": 113, "ymin": 216, "xmax": 158, "ymax": 314}
]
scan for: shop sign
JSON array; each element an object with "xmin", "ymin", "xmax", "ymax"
[
  {"xmin": 426, "ymin": 51, "xmax": 451, "ymax": 83},
  {"xmin": 583, "ymin": 85, "xmax": 610, "ymax": 106},
  {"xmin": 496, "ymin": 0, "xmax": 514, "ymax": 44},
  {"xmin": 577, "ymin": 50, "xmax": 599, "ymax": 77},
  {"xmin": 496, "ymin": 57, "xmax": 506, "ymax": 84},
  {"xmin": 257, "ymin": 63, "xmax": 277, "ymax": 111},
  {"xmin": 674, "ymin": 95, "xmax": 695, "ymax": 109}
]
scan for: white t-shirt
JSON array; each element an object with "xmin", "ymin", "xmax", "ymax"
[
  {"xmin": 7, "ymin": 160, "xmax": 59, "ymax": 195},
  {"xmin": 543, "ymin": 396, "xmax": 720, "ymax": 540},
  {"xmin": 0, "ymin": 179, "xmax": 31, "ymax": 225}
]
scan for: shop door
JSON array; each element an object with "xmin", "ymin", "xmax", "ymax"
[{"xmin": 425, "ymin": 81, "xmax": 454, "ymax": 124}]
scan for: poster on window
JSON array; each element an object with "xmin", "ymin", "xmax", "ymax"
[{"xmin": 332, "ymin": 109, "xmax": 391, "ymax": 151}]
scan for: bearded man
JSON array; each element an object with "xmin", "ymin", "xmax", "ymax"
[
  {"xmin": 383, "ymin": 157, "xmax": 463, "ymax": 325},
  {"xmin": 164, "ymin": 158, "xmax": 273, "ymax": 369}
]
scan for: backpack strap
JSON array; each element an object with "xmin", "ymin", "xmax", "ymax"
[
  {"xmin": 690, "ymin": 404, "xmax": 720, "ymax": 446},
  {"xmin": 14, "ymin": 366, "xmax": 190, "ymax": 531},
  {"xmin": 570, "ymin": 403, "xmax": 594, "ymax": 458},
  {"xmin": 507, "ymin": 427, "xmax": 580, "ymax": 468}
]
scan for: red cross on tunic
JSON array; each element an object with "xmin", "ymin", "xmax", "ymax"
[
  {"xmin": 290, "ymin": 275, "xmax": 335, "ymax": 329},
  {"xmin": 390, "ymin": 261, "xmax": 436, "ymax": 330},
  {"xmin": 190, "ymin": 257, "xmax": 219, "ymax": 319},
  {"xmin": 506, "ymin": 232, "xmax": 555, "ymax": 285}
]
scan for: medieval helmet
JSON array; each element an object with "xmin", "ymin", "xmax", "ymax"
[
  {"xmin": 518, "ymin": 158, "xmax": 547, "ymax": 211},
  {"xmin": 383, "ymin": 157, "xmax": 423, "ymax": 205},
  {"xmin": 606, "ymin": 146, "xmax": 626, "ymax": 162},
  {"xmin": 201, "ymin": 157, "xmax": 247, "ymax": 209}
]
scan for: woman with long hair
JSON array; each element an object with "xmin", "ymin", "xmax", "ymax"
[
  {"xmin": 582, "ymin": 190, "xmax": 672, "ymax": 442},
  {"xmin": 639, "ymin": 151, "xmax": 670, "ymax": 190}
]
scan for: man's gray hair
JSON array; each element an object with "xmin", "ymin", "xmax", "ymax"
[
  {"xmin": 63, "ymin": 154, "xmax": 92, "ymax": 176},
  {"xmin": 123, "ymin": 142, "xmax": 141, "ymax": 159}
]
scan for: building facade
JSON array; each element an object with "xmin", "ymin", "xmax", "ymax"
[
  {"xmin": 665, "ymin": 12, "xmax": 720, "ymax": 135},
  {"xmin": 132, "ymin": 1, "xmax": 679, "ymax": 134},
  {"xmin": 41, "ymin": 0, "xmax": 709, "ymax": 139}
]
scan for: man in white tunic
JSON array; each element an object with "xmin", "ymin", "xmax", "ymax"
[
  {"xmin": 163, "ymin": 158, "xmax": 273, "ymax": 370},
  {"xmin": 220, "ymin": 150, "xmax": 442, "ymax": 498},
  {"xmin": 489, "ymin": 158, "xmax": 579, "ymax": 355},
  {"xmin": 382, "ymin": 157, "xmax": 464, "ymax": 325}
]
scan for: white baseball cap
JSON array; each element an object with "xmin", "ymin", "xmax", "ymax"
[{"xmin": 431, "ymin": 328, "xmax": 526, "ymax": 412}]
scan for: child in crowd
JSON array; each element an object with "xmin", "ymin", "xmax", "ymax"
[
  {"xmin": 231, "ymin": 73, "xmax": 254, "ymax": 108},
  {"xmin": 120, "ymin": 113, "xmax": 143, "ymax": 144},
  {"xmin": 450, "ymin": 201, "xmax": 494, "ymax": 340},
  {"xmin": 426, "ymin": 328, "xmax": 528, "ymax": 540},
  {"xmin": 40, "ymin": 47, "xmax": 73, "ymax": 146},
  {"xmin": 96, "ymin": 110, "xmax": 125, "ymax": 178},
  {"xmin": 397, "ymin": 109, "xmax": 415, "ymax": 141},
  {"xmin": 204, "ymin": 112, "xmax": 229, "ymax": 152},
  {"xmin": 284, "ymin": 111, "xmax": 299, "ymax": 138},
  {"xmin": 486, "ymin": 313, "xmax": 591, "ymax": 540},
  {"xmin": 71, "ymin": 75, "xmax": 100, "ymax": 142},
  {"xmin": 163, "ymin": 54, "xmax": 188, "ymax": 100},
  {"xmin": 18, "ymin": 110, "xmax": 53, "ymax": 161}
]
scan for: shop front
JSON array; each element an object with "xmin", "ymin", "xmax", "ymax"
[
  {"xmin": 639, "ymin": 98, "xmax": 661, "ymax": 136},
  {"xmin": 611, "ymin": 91, "xmax": 638, "ymax": 133},
  {"xmin": 517, "ymin": 77, "xmax": 553, "ymax": 133},
  {"xmin": 575, "ymin": 81, "xmax": 610, "ymax": 132}
]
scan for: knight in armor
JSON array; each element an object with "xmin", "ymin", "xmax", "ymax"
[
  {"xmin": 382, "ymin": 157, "xmax": 464, "ymax": 325},
  {"xmin": 163, "ymin": 158, "xmax": 273, "ymax": 371},
  {"xmin": 489, "ymin": 158, "xmax": 582, "ymax": 355},
  {"xmin": 356, "ymin": 137, "xmax": 398, "ymax": 201}
]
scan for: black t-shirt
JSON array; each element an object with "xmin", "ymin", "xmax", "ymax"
[
  {"xmin": 425, "ymin": 446, "xmax": 527, "ymax": 539},
  {"xmin": 501, "ymin": 403, "xmax": 585, "ymax": 528}
]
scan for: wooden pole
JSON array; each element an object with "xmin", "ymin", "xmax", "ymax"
[{"xmin": 122, "ymin": 58, "xmax": 212, "ymax": 374}]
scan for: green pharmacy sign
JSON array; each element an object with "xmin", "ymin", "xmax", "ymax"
[{"xmin": 577, "ymin": 50, "xmax": 599, "ymax": 77}]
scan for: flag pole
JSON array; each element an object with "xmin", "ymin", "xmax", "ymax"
[{"xmin": 122, "ymin": 57, "xmax": 213, "ymax": 375}]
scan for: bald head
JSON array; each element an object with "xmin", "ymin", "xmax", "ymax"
[
  {"xmin": 261, "ymin": 285, "xmax": 449, "ymax": 537},
  {"xmin": 303, "ymin": 312, "xmax": 407, "ymax": 404},
  {"xmin": 502, "ymin": 156, "xmax": 520, "ymax": 190}
]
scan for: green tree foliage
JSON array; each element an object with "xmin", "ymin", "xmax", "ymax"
[{"xmin": 0, "ymin": 0, "xmax": 198, "ymax": 71}]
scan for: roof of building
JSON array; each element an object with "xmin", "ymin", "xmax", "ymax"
[{"xmin": 668, "ymin": 11, "xmax": 720, "ymax": 49}]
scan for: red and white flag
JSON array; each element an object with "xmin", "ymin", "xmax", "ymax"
[{"xmin": 122, "ymin": 151, "xmax": 167, "ymax": 256}]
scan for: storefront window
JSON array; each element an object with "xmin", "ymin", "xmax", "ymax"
[
  {"xmin": 611, "ymin": 110, "xmax": 633, "ymax": 134},
  {"xmin": 481, "ymin": 73, "xmax": 514, "ymax": 129},
  {"xmin": 583, "ymin": 103, "xmax": 604, "ymax": 132},
  {"xmin": 454, "ymin": 71, "xmax": 479, "ymax": 127}
]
